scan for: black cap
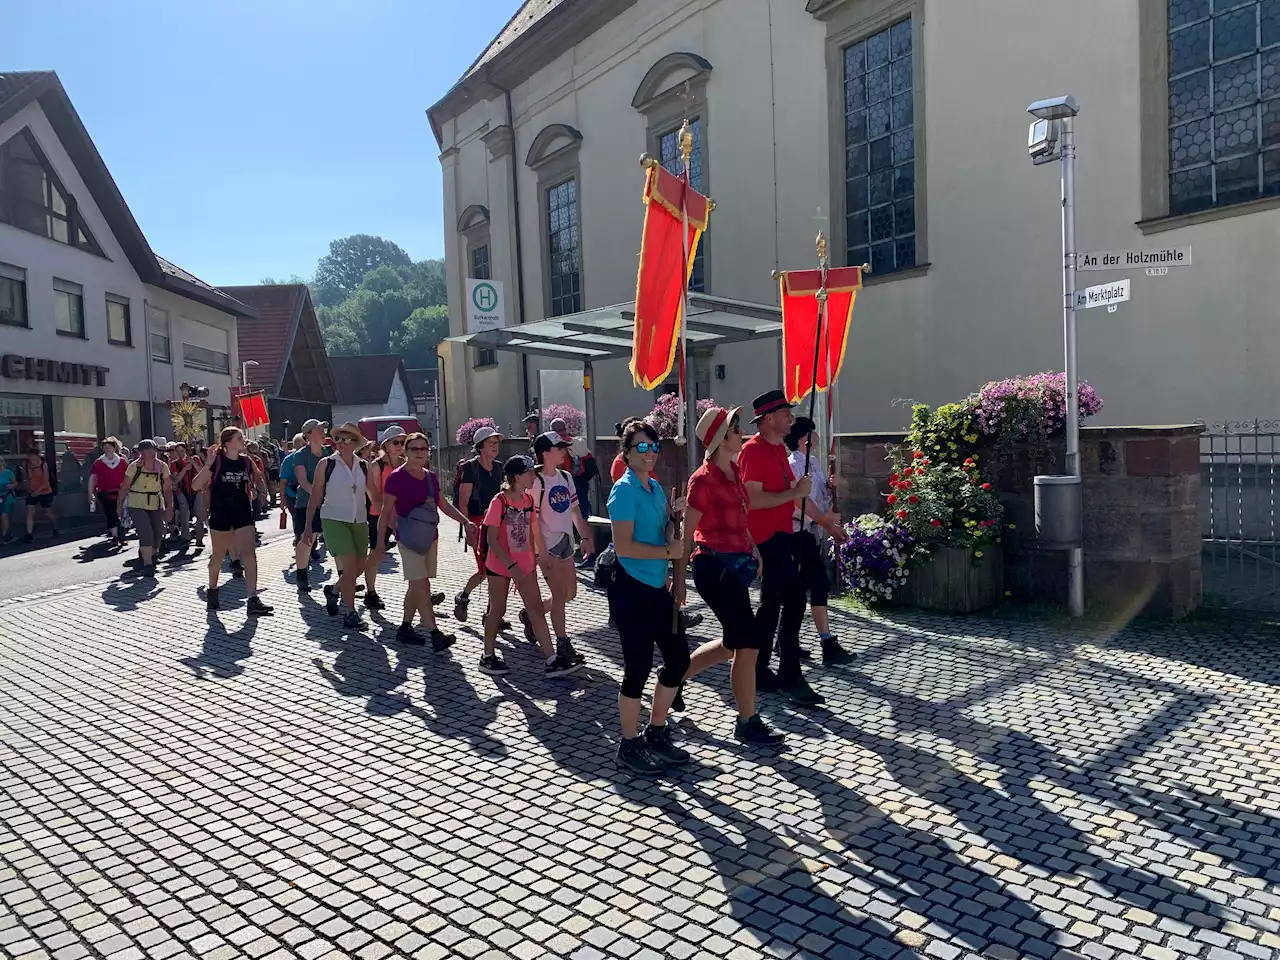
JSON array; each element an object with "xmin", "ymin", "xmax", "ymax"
[
  {"xmin": 532, "ymin": 431, "xmax": 572, "ymax": 456},
  {"xmin": 136, "ymin": 439, "xmax": 157, "ymax": 451},
  {"xmin": 503, "ymin": 454, "xmax": 532, "ymax": 477},
  {"xmin": 522, "ymin": 413, "xmax": 540, "ymax": 424}
]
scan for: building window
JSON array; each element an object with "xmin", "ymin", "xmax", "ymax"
[
  {"xmin": 471, "ymin": 244, "xmax": 491, "ymax": 281},
  {"xmin": 0, "ymin": 128, "xmax": 103, "ymax": 255},
  {"xmin": 103, "ymin": 399, "xmax": 142, "ymax": 451},
  {"xmin": 53, "ymin": 278, "xmax": 84, "ymax": 338},
  {"xmin": 149, "ymin": 306, "xmax": 171, "ymax": 363},
  {"xmin": 52, "ymin": 397, "xmax": 97, "ymax": 492},
  {"xmin": 106, "ymin": 295, "xmax": 132, "ymax": 346},
  {"xmin": 658, "ymin": 119, "xmax": 707, "ymax": 293},
  {"xmin": 0, "ymin": 393, "xmax": 44, "ymax": 476},
  {"xmin": 1168, "ymin": 0, "xmax": 1280, "ymax": 214},
  {"xmin": 183, "ymin": 342, "xmax": 230, "ymax": 375},
  {"xmin": 843, "ymin": 17, "xmax": 916, "ymax": 275},
  {"xmin": 547, "ymin": 178, "xmax": 581, "ymax": 317},
  {"xmin": 0, "ymin": 262, "xmax": 26, "ymax": 328}
]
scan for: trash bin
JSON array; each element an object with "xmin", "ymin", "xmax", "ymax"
[{"xmin": 1034, "ymin": 474, "xmax": 1082, "ymax": 550}]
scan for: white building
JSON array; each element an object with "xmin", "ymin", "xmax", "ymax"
[
  {"xmin": 328, "ymin": 354, "xmax": 417, "ymax": 425},
  {"xmin": 0, "ymin": 70, "xmax": 251, "ymax": 507},
  {"xmin": 428, "ymin": 0, "xmax": 1280, "ymax": 439}
]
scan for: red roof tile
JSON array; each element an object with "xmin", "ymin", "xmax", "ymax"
[
  {"xmin": 221, "ymin": 284, "xmax": 305, "ymax": 392},
  {"xmin": 328, "ymin": 355, "xmax": 412, "ymax": 406}
]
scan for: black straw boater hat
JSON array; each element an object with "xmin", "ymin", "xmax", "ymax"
[{"xmin": 750, "ymin": 389, "xmax": 793, "ymax": 424}]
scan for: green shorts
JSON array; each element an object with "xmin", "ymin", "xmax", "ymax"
[{"xmin": 321, "ymin": 519, "xmax": 368, "ymax": 560}]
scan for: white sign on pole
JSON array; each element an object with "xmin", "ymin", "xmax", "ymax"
[
  {"xmin": 1077, "ymin": 247, "xmax": 1191, "ymax": 271},
  {"xmin": 1073, "ymin": 278, "xmax": 1131, "ymax": 311},
  {"xmin": 465, "ymin": 278, "xmax": 506, "ymax": 333}
]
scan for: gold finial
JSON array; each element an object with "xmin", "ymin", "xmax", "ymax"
[
  {"xmin": 816, "ymin": 230, "xmax": 828, "ymax": 266},
  {"xmin": 678, "ymin": 119, "xmax": 694, "ymax": 165}
]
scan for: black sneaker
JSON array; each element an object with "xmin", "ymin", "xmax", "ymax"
[
  {"xmin": 296, "ymin": 571, "xmax": 310, "ymax": 594},
  {"xmin": 431, "ymin": 591, "xmax": 446, "ymax": 606},
  {"xmin": 644, "ymin": 723, "xmax": 691, "ymax": 766},
  {"xmin": 324, "ymin": 585, "xmax": 340, "ymax": 616},
  {"xmin": 19, "ymin": 534, "xmax": 32, "ymax": 544},
  {"xmin": 616, "ymin": 738, "xmax": 666, "ymax": 774},
  {"xmin": 364, "ymin": 591, "xmax": 386, "ymax": 611},
  {"xmin": 206, "ymin": 587, "xmax": 220, "ymax": 611},
  {"xmin": 821, "ymin": 636, "xmax": 855, "ymax": 666},
  {"xmin": 734, "ymin": 714, "xmax": 786, "ymax": 746},
  {"xmin": 247, "ymin": 596, "xmax": 274, "ymax": 617},
  {"xmin": 519, "ymin": 608, "xmax": 536, "ymax": 643},
  {"xmin": 557, "ymin": 637, "xmax": 585, "ymax": 666},
  {"xmin": 454, "ymin": 594, "xmax": 470, "ymax": 622},
  {"xmin": 680, "ymin": 611, "xmax": 704, "ymax": 631},
  {"xmin": 756, "ymin": 668, "xmax": 780, "ymax": 693},
  {"xmin": 429, "ymin": 629, "xmax": 455, "ymax": 652},
  {"xmin": 230, "ymin": 559, "xmax": 244, "ymax": 579},
  {"xmin": 396, "ymin": 623, "xmax": 425, "ymax": 646},
  {"xmin": 479, "ymin": 653, "xmax": 509, "ymax": 676},
  {"xmin": 343, "ymin": 610, "xmax": 366, "ymax": 630},
  {"xmin": 671, "ymin": 687, "xmax": 686, "ymax": 713},
  {"xmin": 544, "ymin": 654, "xmax": 580, "ymax": 679},
  {"xmin": 784, "ymin": 677, "xmax": 825, "ymax": 707}
]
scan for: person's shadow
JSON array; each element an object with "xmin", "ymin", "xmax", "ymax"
[
  {"xmin": 101, "ymin": 577, "xmax": 162, "ymax": 611},
  {"xmin": 400, "ymin": 640, "xmax": 508, "ymax": 755},
  {"xmin": 314, "ymin": 633, "xmax": 408, "ymax": 713},
  {"xmin": 181, "ymin": 614, "xmax": 259, "ymax": 680}
]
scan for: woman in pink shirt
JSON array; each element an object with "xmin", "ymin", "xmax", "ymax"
[{"xmin": 87, "ymin": 437, "xmax": 128, "ymax": 545}]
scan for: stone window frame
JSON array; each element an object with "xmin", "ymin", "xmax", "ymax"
[
  {"xmin": 525, "ymin": 123, "xmax": 585, "ymax": 319},
  {"xmin": 633, "ymin": 52, "xmax": 714, "ymax": 294},
  {"xmin": 1138, "ymin": 0, "xmax": 1280, "ymax": 235},
  {"xmin": 816, "ymin": 0, "xmax": 930, "ymax": 284},
  {"xmin": 458, "ymin": 203, "xmax": 498, "ymax": 368}
]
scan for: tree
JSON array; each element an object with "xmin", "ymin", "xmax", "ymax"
[
  {"xmin": 312, "ymin": 235, "xmax": 412, "ymax": 307},
  {"xmin": 393, "ymin": 305, "xmax": 449, "ymax": 368},
  {"xmin": 259, "ymin": 274, "xmax": 307, "ymax": 285}
]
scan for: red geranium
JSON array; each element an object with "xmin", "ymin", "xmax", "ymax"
[
  {"xmin": 886, "ymin": 494, "xmax": 898, "ymax": 505},
  {"xmin": 913, "ymin": 451, "xmax": 924, "ymax": 459},
  {"xmin": 889, "ymin": 473, "xmax": 899, "ymax": 483},
  {"xmin": 917, "ymin": 468, "xmax": 927, "ymax": 476},
  {"xmin": 982, "ymin": 482, "xmax": 992, "ymax": 491},
  {"xmin": 908, "ymin": 495, "xmax": 919, "ymax": 504},
  {"xmin": 930, "ymin": 519, "xmax": 942, "ymax": 527},
  {"xmin": 896, "ymin": 509, "xmax": 908, "ymax": 519},
  {"xmin": 898, "ymin": 479, "xmax": 912, "ymax": 490}
]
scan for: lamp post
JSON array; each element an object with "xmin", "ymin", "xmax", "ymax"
[
  {"xmin": 1027, "ymin": 95, "xmax": 1084, "ymax": 618},
  {"xmin": 241, "ymin": 359, "xmax": 259, "ymax": 387}
]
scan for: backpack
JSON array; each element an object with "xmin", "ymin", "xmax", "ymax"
[
  {"xmin": 319, "ymin": 455, "xmax": 367, "ymax": 507},
  {"xmin": 452, "ymin": 457, "xmax": 476, "ymax": 511},
  {"xmin": 477, "ymin": 491, "xmax": 534, "ymax": 566},
  {"xmin": 533, "ymin": 469, "xmax": 573, "ymax": 519}
]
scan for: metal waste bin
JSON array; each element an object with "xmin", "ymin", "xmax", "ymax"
[{"xmin": 1034, "ymin": 474, "xmax": 1082, "ymax": 550}]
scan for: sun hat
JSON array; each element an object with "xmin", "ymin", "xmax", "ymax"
[
  {"xmin": 331, "ymin": 422, "xmax": 364, "ymax": 443},
  {"xmin": 696, "ymin": 406, "xmax": 743, "ymax": 458},
  {"xmin": 472, "ymin": 425, "xmax": 503, "ymax": 448},
  {"xmin": 750, "ymin": 389, "xmax": 793, "ymax": 424},
  {"xmin": 379, "ymin": 424, "xmax": 407, "ymax": 444}
]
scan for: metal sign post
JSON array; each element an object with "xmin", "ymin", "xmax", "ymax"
[{"xmin": 1060, "ymin": 112, "xmax": 1084, "ymax": 618}]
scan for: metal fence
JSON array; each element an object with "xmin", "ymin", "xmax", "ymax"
[{"xmin": 1200, "ymin": 420, "xmax": 1280, "ymax": 613}]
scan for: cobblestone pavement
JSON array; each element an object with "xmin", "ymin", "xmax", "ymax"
[{"xmin": 3, "ymin": 528, "xmax": 1280, "ymax": 960}]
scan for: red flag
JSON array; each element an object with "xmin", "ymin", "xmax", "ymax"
[
  {"xmin": 231, "ymin": 389, "xmax": 270, "ymax": 428},
  {"xmin": 631, "ymin": 163, "xmax": 709, "ymax": 391},
  {"xmin": 778, "ymin": 266, "xmax": 862, "ymax": 403}
]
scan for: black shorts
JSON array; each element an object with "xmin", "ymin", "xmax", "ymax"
[
  {"xmin": 292, "ymin": 505, "xmax": 323, "ymax": 536},
  {"xmin": 209, "ymin": 504, "xmax": 254, "ymax": 533},
  {"xmin": 368, "ymin": 514, "xmax": 391, "ymax": 551},
  {"xmin": 26, "ymin": 494, "xmax": 53, "ymax": 509},
  {"xmin": 692, "ymin": 552, "xmax": 761, "ymax": 651}
]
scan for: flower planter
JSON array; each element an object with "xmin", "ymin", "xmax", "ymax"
[{"xmin": 902, "ymin": 544, "xmax": 1002, "ymax": 613}]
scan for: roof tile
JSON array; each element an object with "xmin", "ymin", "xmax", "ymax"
[
  {"xmin": 328, "ymin": 355, "xmax": 409, "ymax": 406},
  {"xmin": 221, "ymin": 284, "xmax": 304, "ymax": 391}
]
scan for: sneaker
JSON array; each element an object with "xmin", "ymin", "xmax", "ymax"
[
  {"xmin": 1, "ymin": 534, "xmax": 12, "ymax": 545},
  {"xmin": 544, "ymin": 654, "xmax": 580, "ymax": 679},
  {"xmin": 454, "ymin": 593, "xmax": 470, "ymax": 622},
  {"xmin": 671, "ymin": 687, "xmax": 686, "ymax": 713},
  {"xmin": 342, "ymin": 610, "xmax": 366, "ymax": 630},
  {"xmin": 799, "ymin": 646, "xmax": 813, "ymax": 661},
  {"xmin": 821, "ymin": 636, "xmax": 855, "ymax": 666},
  {"xmin": 19, "ymin": 534, "xmax": 32, "ymax": 544},
  {"xmin": 615, "ymin": 738, "xmax": 666, "ymax": 774},
  {"xmin": 324, "ymin": 585, "xmax": 340, "ymax": 616},
  {"xmin": 680, "ymin": 611, "xmax": 704, "ymax": 631},
  {"xmin": 557, "ymin": 637, "xmax": 585, "ymax": 666},
  {"xmin": 519, "ymin": 608, "xmax": 536, "ymax": 644},
  {"xmin": 230, "ymin": 559, "xmax": 244, "ymax": 579},
  {"xmin": 479, "ymin": 653, "xmax": 509, "ymax": 676},
  {"xmin": 756, "ymin": 667, "xmax": 780, "ymax": 693},
  {"xmin": 206, "ymin": 587, "xmax": 220, "ymax": 611},
  {"xmin": 247, "ymin": 596, "xmax": 274, "ymax": 617},
  {"xmin": 142, "ymin": 563, "xmax": 157, "ymax": 578},
  {"xmin": 396, "ymin": 623, "xmax": 425, "ymax": 646},
  {"xmin": 296, "ymin": 571, "xmax": 311, "ymax": 594},
  {"xmin": 734, "ymin": 714, "xmax": 786, "ymax": 746},
  {"xmin": 644, "ymin": 723, "xmax": 691, "ymax": 766},
  {"xmin": 429, "ymin": 628, "xmax": 455, "ymax": 653},
  {"xmin": 576, "ymin": 555, "xmax": 595, "ymax": 570},
  {"xmin": 364, "ymin": 591, "xmax": 386, "ymax": 611},
  {"xmin": 431, "ymin": 591, "xmax": 446, "ymax": 606},
  {"xmin": 784, "ymin": 676, "xmax": 825, "ymax": 707}
]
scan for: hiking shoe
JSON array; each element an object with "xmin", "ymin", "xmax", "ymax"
[
  {"xmin": 821, "ymin": 636, "xmax": 855, "ymax": 666},
  {"xmin": 784, "ymin": 676, "xmax": 825, "ymax": 707},
  {"xmin": 296, "ymin": 571, "xmax": 310, "ymax": 594},
  {"xmin": 324, "ymin": 585, "xmax": 340, "ymax": 616},
  {"xmin": 454, "ymin": 594, "xmax": 470, "ymax": 622},
  {"xmin": 363, "ymin": 591, "xmax": 386, "ymax": 611},
  {"xmin": 519, "ymin": 608, "xmax": 536, "ymax": 643},
  {"xmin": 396, "ymin": 623, "xmax": 425, "ymax": 646},
  {"xmin": 616, "ymin": 738, "xmax": 666, "ymax": 774},
  {"xmin": 544, "ymin": 654, "xmax": 580, "ymax": 679},
  {"xmin": 343, "ymin": 610, "xmax": 366, "ymax": 630},
  {"xmin": 680, "ymin": 611, "xmax": 704, "ymax": 631},
  {"xmin": 247, "ymin": 596, "xmax": 274, "ymax": 617},
  {"xmin": 644, "ymin": 723, "xmax": 690, "ymax": 766},
  {"xmin": 756, "ymin": 668, "xmax": 780, "ymax": 693},
  {"xmin": 479, "ymin": 653, "xmax": 509, "ymax": 676},
  {"xmin": 205, "ymin": 587, "xmax": 220, "ymax": 611},
  {"xmin": 429, "ymin": 628, "xmax": 455, "ymax": 652},
  {"xmin": 557, "ymin": 637, "xmax": 585, "ymax": 666},
  {"xmin": 735, "ymin": 714, "xmax": 786, "ymax": 746},
  {"xmin": 230, "ymin": 559, "xmax": 244, "ymax": 579},
  {"xmin": 431, "ymin": 591, "xmax": 446, "ymax": 606}
]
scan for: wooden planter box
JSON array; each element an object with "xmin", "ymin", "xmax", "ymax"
[{"xmin": 902, "ymin": 544, "xmax": 1003, "ymax": 613}]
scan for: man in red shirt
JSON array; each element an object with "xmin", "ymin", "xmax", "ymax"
[{"xmin": 737, "ymin": 389, "xmax": 820, "ymax": 705}]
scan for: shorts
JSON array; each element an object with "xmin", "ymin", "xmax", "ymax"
[
  {"xmin": 368, "ymin": 513, "xmax": 390, "ymax": 551},
  {"xmin": 546, "ymin": 532, "xmax": 575, "ymax": 561},
  {"xmin": 468, "ymin": 515, "xmax": 486, "ymax": 572},
  {"xmin": 209, "ymin": 504, "xmax": 254, "ymax": 533},
  {"xmin": 0, "ymin": 495, "xmax": 13, "ymax": 515},
  {"xmin": 26, "ymin": 494, "xmax": 53, "ymax": 509},
  {"xmin": 692, "ymin": 551, "xmax": 761, "ymax": 651},
  {"xmin": 321, "ymin": 518, "xmax": 368, "ymax": 560},
  {"xmin": 292, "ymin": 505, "xmax": 323, "ymax": 539},
  {"xmin": 398, "ymin": 541, "xmax": 438, "ymax": 581}
]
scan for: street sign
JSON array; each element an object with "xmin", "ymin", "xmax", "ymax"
[
  {"xmin": 1078, "ymin": 247, "xmax": 1191, "ymax": 271},
  {"xmin": 1145, "ymin": 267, "xmax": 1169, "ymax": 277},
  {"xmin": 465, "ymin": 278, "xmax": 506, "ymax": 334},
  {"xmin": 1073, "ymin": 278, "xmax": 1130, "ymax": 311}
]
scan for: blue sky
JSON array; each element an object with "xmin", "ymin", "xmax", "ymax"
[{"xmin": 7, "ymin": 0, "xmax": 520, "ymax": 286}]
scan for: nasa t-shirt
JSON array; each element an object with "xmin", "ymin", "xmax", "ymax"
[{"xmin": 535, "ymin": 469, "xmax": 577, "ymax": 540}]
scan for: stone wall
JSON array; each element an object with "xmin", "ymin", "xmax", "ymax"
[{"xmin": 832, "ymin": 426, "xmax": 1204, "ymax": 619}]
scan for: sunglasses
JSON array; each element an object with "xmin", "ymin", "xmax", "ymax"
[
  {"xmin": 406, "ymin": 444, "xmax": 429, "ymax": 453},
  {"xmin": 631, "ymin": 441, "xmax": 662, "ymax": 454},
  {"xmin": 387, "ymin": 438, "xmax": 406, "ymax": 446},
  {"xmin": 337, "ymin": 437, "xmax": 358, "ymax": 445}
]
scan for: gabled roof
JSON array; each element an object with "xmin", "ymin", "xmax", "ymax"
[
  {"xmin": 222, "ymin": 284, "xmax": 338, "ymax": 404},
  {"xmin": 328, "ymin": 354, "xmax": 414, "ymax": 406},
  {"xmin": 0, "ymin": 70, "xmax": 254, "ymax": 318},
  {"xmin": 404, "ymin": 367, "xmax": 438, "ymax": 401},
  {"xmin": 459, "ymin": 0, "xmax": 572, "ymax": 82}
]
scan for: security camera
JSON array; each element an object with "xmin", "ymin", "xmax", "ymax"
[{"xmin": 1028, "ymin": 117, "xmax": 1060, "ymax": 161}]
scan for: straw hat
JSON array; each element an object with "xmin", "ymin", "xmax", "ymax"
[
  {"xmin": 696, "ymin": 406, "xmax": 743, "ymax": 458},
  {"xmin": 331, "ymin": 422, "xmax": 365, "ymax": 443}
]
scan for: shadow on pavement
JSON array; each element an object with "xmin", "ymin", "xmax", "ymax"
[{"xmin": 181, "ymin": 613, "xmax": 260, "ymax": 680}]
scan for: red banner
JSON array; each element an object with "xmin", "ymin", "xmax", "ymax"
[
  {"xmin": 231, "ymin": 388, "xmax": 270, "ymax": 428},
  {"xmin": 631, "ymin": 163, "xmax": 709, "ymax": 391},
  {"xmin": 778, "ymin": 266, "xmax": 862, "ymax": 403}
]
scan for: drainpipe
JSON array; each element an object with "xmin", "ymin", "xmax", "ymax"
[
  {"xmin": 434, "ymin": 348, "xmax": 449, "ymax": 445},
  {"xmin": 494, "ymin": 80, "xmax": 531, "ymax": 415},
  {"xmin": 142, "ymin": 296, "xmax": 154, "ymax": 433}
]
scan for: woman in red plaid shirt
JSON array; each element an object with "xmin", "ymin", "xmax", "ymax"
[{"xmin": 676, "ymin": 405, "xmax": 785, "ymax": 747}]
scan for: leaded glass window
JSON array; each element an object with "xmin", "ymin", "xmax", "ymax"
[
  {"xmin": 844, "ymin": 17, "xmax": 916, "ymax": 274},
  {"xmin": 659, "ymin": 118, "xmax": 706, "ymax": 292},
  {"xmin": 546, "ymin": 179, "xmax": 581, "ymax": 317},
  {"xmin": 1168, "ymin": 0, "xmax": 1280, "ymax": 213}
]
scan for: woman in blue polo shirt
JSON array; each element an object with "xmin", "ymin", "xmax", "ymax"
[{"xmin": 606, "ymin": 420, "xmax": 689, "ymax": 774}]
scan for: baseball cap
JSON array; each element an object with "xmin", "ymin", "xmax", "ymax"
[
  {"xmin": 136, "ymin": 439, "xmax": 157, "ymax": 452},
  {"xmin": 503, "ymin": 454, "xmax": 532, "ymax": 477},
  {"xmin": 379, "ymin": 424, "xmax": 407, "ymax": 444},
  {"xmin": 472, "ymin": 426, "xmax": 503, "ymax": 448},
  {"xmin": 550, "ymin": 417, "xmax": 568, "ymax": 433},
  {"xmin": 301, "ymin": 419, "xmax": 327, "ymax": 435},
  {"xmin": 533, "ymin": 431, "xmax": 572, "ymax": 455}
]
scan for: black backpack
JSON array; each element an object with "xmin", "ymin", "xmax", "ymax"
[{"xmin": 319, "ymin": 455, "xmax": 367, "ymax": 507}]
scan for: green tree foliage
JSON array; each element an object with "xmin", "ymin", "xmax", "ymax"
[
  {"xmin": 259, "ymin": 274, "xmax": 307, "ymax": 285},
  {"xmin": 393, "ymin": 305, "xmax": 449, "ymax": 368},
  {"xmin": 312, "ymin": 234, "xmax": 412, "ymax": 307}
]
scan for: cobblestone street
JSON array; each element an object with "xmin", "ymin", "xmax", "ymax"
[{"xmin": 2, "ymin": 529, "xmax": 1280, "ymax": 960}]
